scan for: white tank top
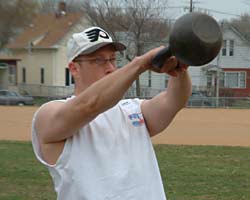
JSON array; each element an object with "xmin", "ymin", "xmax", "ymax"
[{"xmin": 32, "ymin": 98, "xmax": 167, "ymax": 200}]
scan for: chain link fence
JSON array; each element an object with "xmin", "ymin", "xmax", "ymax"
[{"xmin": 17, "ymin": 83, "xmax": 250, "ymax": 108}]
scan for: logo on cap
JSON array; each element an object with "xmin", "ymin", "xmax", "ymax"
[{"xmin": 85, "ymin": 28, "xmax": 109, "ymax": 42}]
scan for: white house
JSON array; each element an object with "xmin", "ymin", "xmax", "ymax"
[
  {"xmin": 5, "ymin": 7, "xmax": 89, "ymax": 97},
  {"xmin": 187, "ymin": 22, "xmax": 250, "ymax": 97}
]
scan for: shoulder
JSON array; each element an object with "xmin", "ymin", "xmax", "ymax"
[
  {"xmin": 118, "ymin": 98, "xmax": 144, "ymax": 109},
  {"xmin": 118, "ymin": 99, "xmax": 145, "ymax": 120},
  {"xmin": 35, "ymin": 97, "xmax": 73, "ymax": 119},
  {"xmin": 33, "ymin": 98, "xmax": 71, "ymax": 129},
  {"xmin": 36, "ymin": 100, "xmax": 64, "ymax": 117}
]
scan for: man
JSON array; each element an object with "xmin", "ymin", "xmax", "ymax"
[{"xmin": 32, "ymin": 26, "xmax": 192, "ymax": 199}]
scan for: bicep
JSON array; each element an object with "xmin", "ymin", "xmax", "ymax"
[
  {"xmin": 141, "ymin": 93, "xmax": 178, "ymax": 137},
  {"xmin": 35, "ymin": 98, "xmax": 99, "ymax": 143},
  {"xmin": 35, "ymin": 101, "xmax": 69, "ymax": 143}
]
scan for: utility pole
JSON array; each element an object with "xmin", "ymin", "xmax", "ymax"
[
  {"xmin": 189, "ymin": 0, "xmax": 201, "ymax": 12},
  {"xmin": 190, "ymin": 0, "xmax": 193, "ymax": 12}
]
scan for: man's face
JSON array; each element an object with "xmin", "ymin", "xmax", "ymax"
[{"xmin": 72, "ymin": 45, "xmax": 117, "ymax": 88}]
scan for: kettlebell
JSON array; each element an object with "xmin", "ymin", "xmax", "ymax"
[{"xmin": 152, "ymin": 12, "xmax": 222, "ymax": 68}]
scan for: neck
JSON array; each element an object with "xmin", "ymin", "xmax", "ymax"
[{"xmin": 74, "ymin": 83, "xmax": 89, "ymax": 96}]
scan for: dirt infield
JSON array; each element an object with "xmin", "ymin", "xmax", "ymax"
[{"xmin": 0, "ymin": 106, "xmax": 249, "ymax": 146}]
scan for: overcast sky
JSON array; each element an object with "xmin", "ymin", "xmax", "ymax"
[{"xmin": 167, "ymin": 0, "xmax": 250, "ymax": 21}]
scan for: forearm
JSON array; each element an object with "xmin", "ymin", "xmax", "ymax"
[
  {"xmin": 36, "ymin": 47, "xmax": 171, "ymax": 142},
  {"xmin": 50, "ymin": 58, "xmax": 144, "ymax": 141},
  {"xmin": 71, "ymin": 58, "xmax": 143, "ymax": 116}
]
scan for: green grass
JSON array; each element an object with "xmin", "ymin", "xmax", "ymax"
[
  {"xmin": 33, "ymin": 97, "xmax": 51, "ymax": 106},
  {"xmin": 0, "ymin": 141, "xmax": 250, "ymax": 200},
  {"xmin": 155, "ymin": 145, "xmax": 250, "ymax": 200},
  {"xmin": 0, "ymin": 141, "xmax": 56, "ymax": 200}
]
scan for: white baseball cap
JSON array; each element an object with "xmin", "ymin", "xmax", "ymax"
[{"xmin": 67, "ymin": 26, "xmax": 126, "ymax": 63}]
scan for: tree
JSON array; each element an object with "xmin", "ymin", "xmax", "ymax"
[
  {"xmin": 0, "ymin": 0, "xmax": 38, "ymax": 50},
  {"xmin": 230, "ymin": 14, "xmax": 250, "ymax": 40},
  {"xmin": 37, "ymin": 0, "xmax": 82, "ymax": 13},
  {"xmin": 81, "ymin": 0, "xmax": 171, "ymax": 96}
]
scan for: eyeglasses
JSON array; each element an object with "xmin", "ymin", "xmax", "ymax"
[{"xmin": 74, "ymin": 57, "xmax": 116, "ymax": 66}]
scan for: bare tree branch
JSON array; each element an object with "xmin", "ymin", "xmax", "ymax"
[
  {"xmin": 230, "ymin": 14, "xmax": 250, "ymax": 40},
  {"xmin": 37, "ymin": 0, "xmax": 82, "ymax": 13},
  {"xmin": 0, "ymin": 0, "xmax": 38, "ymax": 49},
  {"xmin": 81, "ymin": 0, "xmax": 171, "ymax": 96}
]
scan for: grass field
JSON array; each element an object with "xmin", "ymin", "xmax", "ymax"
[{"xmin": 0, "ymin": 141, "xmax": 250, "ymax": 200}]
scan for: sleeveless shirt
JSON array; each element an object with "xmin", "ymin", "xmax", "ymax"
[{"xmin": 32, "ymin": 98, "xmax": 166, "ymax": 200}]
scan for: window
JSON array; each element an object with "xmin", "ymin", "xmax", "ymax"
[
  {"xmin": 22, "ymin": 68, "xmax": 26, "ymax": 83},
  {"xmin": 207, "ymin": 72, "xmax": 213, "ymax": 87},
  {"xmin": 165, "ymin": 76, "xmax": 169, "ymax": 88},
  {"xmin": 8, "ymin": 65, "xmax": 17, "ymax": 85},
  {"xmin": 65, "ymin": 68, "xmax": 69, "ymax": 86},
  {"xmin": 222, "ymin": 40, "xmax": 227, "ymax": 56},
  {"xmin": 0, "ymin": 91, "xmax": 7, "ymax": 96},
  {"xmin": 40, "ymin": 68, "xmax": 44, "ymax": 84},
  {"xmin": 224, "ymin": 71, "xmax": 246, "ymax": 88},
  {"xmin": 239, "ymin": 72, "xmax": 246, "ymax": 87},
  {"xmin": 219, "ymin": 72, "xmax": 225, "ymax": 87},
  {"xmin": 222, "ymin": 39, "xmax": 235, "ymax": 56},
  {"xmin": 229, "ymin": 40, "xmax": 234, "ymax": 56},
  {"xmin": 148, "ymin": 71, "xmax": 151, "ymax": 87},
  {"xmin": 65, "ymin": 68, "xmax": 74, "ymax": 86},
  {"xmin": 8, "ymin": 91, "xmax": 18, "ymax": 97}
]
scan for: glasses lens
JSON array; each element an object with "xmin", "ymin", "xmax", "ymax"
[{"xmin": 74, "ymin": 57, "xmax": 116, "ymax": 66}]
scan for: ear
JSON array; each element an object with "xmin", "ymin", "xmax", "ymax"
[{"xmin": 68, "ymin": 62, "xmax": 80, "ymax": 78}]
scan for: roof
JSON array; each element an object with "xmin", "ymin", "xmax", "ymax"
[
  {"xmin": 7, "ymin": 12, "xmax": 83, "ymax": 49},
  {"xmin": 0, "ymin": 55, "xmax": 21, "ymax": 61},
  {"xmin": 202, "ymin": 64, "xmax": 223, "ymax": 72},
  {"xmin": 222, "ymin": 22, "xmax": 250, "ymax": 45}
]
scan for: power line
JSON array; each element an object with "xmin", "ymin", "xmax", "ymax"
[
  {"xmin": 165, "ymin": 3, "xmax": 245, "ymax": 17},
  {"xmin": 195, "ymin": 7, "xmax": 242, "ymax": 17}
]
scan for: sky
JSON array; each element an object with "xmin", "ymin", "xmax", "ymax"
[{"xmin": 167, "ymin": 0, "xmax": 250, "ymax": 21}]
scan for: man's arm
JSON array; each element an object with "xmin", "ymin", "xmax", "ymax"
[
  {"xmin": 35, "ymin": 47, "xmax": 177, "ymax": 144},
  {"xmin": 141, "ymin": 67, "xmax": 192, "ymax": 137}
]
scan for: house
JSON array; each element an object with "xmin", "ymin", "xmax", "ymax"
[
  {"xmin": 0, "ymin": 55, "xmax": 21, "ymax": 91},
  {"xmin": 4, "ymin": 2, "xmax": 170, "ymax": 99},
  {"xmin": 125, "ymin": 20, "xmax": 250, "ymax": 99},
  {"xmin": 5, "ymin": 3, "xmax": 89, "ymax": 97},
  {"xmin": 6, "ymin": 6, "xmax": 250, "ymax": 99},
  {"xmin": 118, "ymin": 33, "xmax": 169, "ymax": 98},
  {"xmin": 188, "ymin": 22, "xmax": 250, "ymax": 97},
  {"xmin": 135, "ymin": 21, "xmax": 250, "ymax": 98}
]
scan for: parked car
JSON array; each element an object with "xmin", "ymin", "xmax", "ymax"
[
  {"xmin": 0, "ymin": 90, "xmax": 34, "ymax": 106},
  {"xmin": 187, "ymin": 91, "xmax": 212, "ymax": 107}
]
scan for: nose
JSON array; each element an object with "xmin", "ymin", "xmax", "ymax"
[{"xmin": 105, "ymin": 62, "xmax": 116, "ymax": 74}]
